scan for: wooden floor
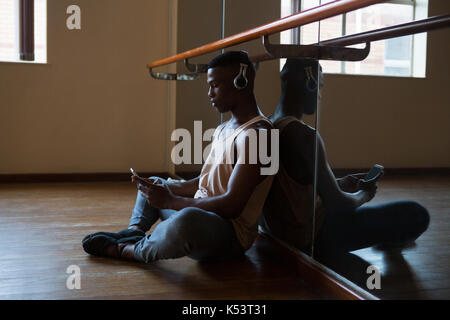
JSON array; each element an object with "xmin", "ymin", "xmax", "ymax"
[
  {"xmin": 0, "ymin": 175, "xmax": 448, "ymax": 300},
  {"xmin": 317, "ymin": 175, "xmax": 450, "ymax": 300},
  {"xmin": 0, "ymin": 182, "xmax": 325, "ymax": 300}
]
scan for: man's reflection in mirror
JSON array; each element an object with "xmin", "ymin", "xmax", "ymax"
[
  {"xmin": 260, "ymin": 58, "xmax": 324, "ymax": 253},
  {"xmin": 260, "ymin": 58, "xmax": 430, "ymax": 267}
]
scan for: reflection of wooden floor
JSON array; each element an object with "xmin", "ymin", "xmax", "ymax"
[
  {"xmin": 0, "ymin": 182, "xmax": 325, "ymax": 300},
  {"xmin": 320, "ymin": 175, "xmax": 450, "ymax": 300}
]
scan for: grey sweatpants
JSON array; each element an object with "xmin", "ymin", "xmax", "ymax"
[{"xmin": 128, "ymin": 178, "xmax": 244, "ymax": 263}]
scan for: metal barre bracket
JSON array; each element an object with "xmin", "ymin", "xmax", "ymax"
[
  {"xmin": 150, "ymin": 58, "xmax": 260, "ymax": 79},
  {"xmin": 148, "ymin": 59, "xmax": 211, "ymax": 80},
  {"xmin": 184, "ymin": 59, "xmax": 209, "ymax": 73},
  {"xmin": 263, "ymin": 35, "xmax": 370, "ymax": 62},
  {"xmin": 148, "ymin": 68, "xmax": 199, "ymax": 81},
  {"xmin": 185, "ymin": 58, "xmax": 263, "ymax": 74}
]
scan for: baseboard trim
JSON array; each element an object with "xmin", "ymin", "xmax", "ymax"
[
  {"xmin": 176, "ymin": 168, "xmax": 450, "ymax": 180},
  {"xmin": 259, "ymin": 229, "xmax": 378, "ymax": 300},
  {"xmin": 0, "ymin": 172, "xmax": 170, "ymax": 183},
  {"xmin": 2, "ymin": 168, "xmax": 448, "ymax": 184}
]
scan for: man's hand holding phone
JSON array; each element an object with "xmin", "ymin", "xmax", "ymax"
[
  {"xmin": 359, "ymin": 164, "xmax": 384, "ymax": 203},
  {"xmin": 338, "ymin": 174, "xmax": 365, "ymax": 193},
  {"xmin": 130, "ymin": 168, "xmax": 173, "ymax": 209},
  {"xmin": 339, "ymin": 164, "xmax": 384, "ymax": 203},
  {"xmin": 130, "ymin": 168, "xmax": 163, "ymax": 186}
]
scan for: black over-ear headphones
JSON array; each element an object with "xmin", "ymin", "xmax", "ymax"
[
  {"xmin": 233, "ymin": 63, "xmax": 248, "ymax": 90},
  {"xmin": 304, "ymin": 66, "xmax": 318, "ymax": 92}
]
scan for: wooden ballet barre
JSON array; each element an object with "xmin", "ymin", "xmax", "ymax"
[
  {"xmin": 322, "ymin": 14, "xmax": 450, "ymax": 47},
  {"xmin": 251, "ymin": 14, "xmax": 450, "ymax": 63},
  {"xmin": 147, "ymin": 0, "xmax": 386, "ymax": 74}
]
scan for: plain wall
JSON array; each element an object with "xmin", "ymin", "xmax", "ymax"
[{"xmin": 0, "ymin": 0, "xmax": 171, "ymax": 174}]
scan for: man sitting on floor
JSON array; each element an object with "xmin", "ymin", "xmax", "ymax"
[{"xmin": 82, "ymin": 51, "xmax": 275, "ymax": 263}]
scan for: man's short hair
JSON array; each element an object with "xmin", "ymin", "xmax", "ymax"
[{"xmin": 207, "ymin": 51, "xmax": 255, "ymax": 75}]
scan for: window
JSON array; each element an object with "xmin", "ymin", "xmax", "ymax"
[
  {"xmin": 0, "ymin": 0, "xmax": 47, "ymax": 63},
  {"xmin": 280, "ymin": 0, "xmax": 428, "ymax": 78}
]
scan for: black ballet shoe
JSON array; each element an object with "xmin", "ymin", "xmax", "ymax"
[
  {"xmin": 82, "ymin": 234, "xmax": 143, "ymax": 257},
  {"xmin": 82, "ymin": 228, "xmax": 145, "ymax": 244}
]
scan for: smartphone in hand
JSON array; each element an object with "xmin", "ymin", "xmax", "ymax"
[
  {"xmin": 130, "ymin": 168, "xmax": 153, "ymax": 186},
  {"xmin": 362, "ymin": 164, "xmax": 384, "ymax": 183},
  {"xmin": 130, "ymin": 168, "xmax": 139, "ymax": 177}
]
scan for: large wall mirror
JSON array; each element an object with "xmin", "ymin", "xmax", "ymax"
[{"xmin": 277, "ymin": 0, "xmax": 449, "ymax": 299}]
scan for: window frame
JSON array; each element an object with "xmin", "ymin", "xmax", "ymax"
[
  {"xmin": 284, "ymin": 0, "xmax": 427, "ymax": 78},
  {"xmin": 0, "ymin": 0, "xmax": 47, "ymax": 64},
  {"xmin": 20, "ymin": 0, "xmax": 35, "ymax": 61}
]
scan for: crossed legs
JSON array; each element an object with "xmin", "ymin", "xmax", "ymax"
[
  {"xmin": 314, "ymin": 200, "xmax": 430, "ymax": 258},
  {"xmin": 82, "ymin": 178, "xmax": 244, "ymax": 263}
]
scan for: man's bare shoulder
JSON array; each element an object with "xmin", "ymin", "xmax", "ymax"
[
  {"xmin": 248, "ymin": 118, "xmax": 273, "ymax": 131},
  {"xmin": 281, "ymin": 120, "xmax": 315, "ymax": 142},
  {"xmin": 234, "ymin": 119, "xmax": 273, "ymax": 159},
  {"xmin": 237, "ymin": 119, "xmax": 273, "ymax": 142}
]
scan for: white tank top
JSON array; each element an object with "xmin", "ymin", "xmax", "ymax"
[{"xmin": 194, "ymin": 115, "xmax": 275, "ymax": 250}]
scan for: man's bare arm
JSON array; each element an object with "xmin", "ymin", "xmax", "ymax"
[
  {"xmin": 170, "ymin": 126, "xmax": 270, "ymax": 218},
  {"xmin": 166, "ymin": 177, "xmax": 200, "ymax": 198},
  {"xmin": 169, "ymin": 161, "xmax": 262, "ymax": 218}
]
